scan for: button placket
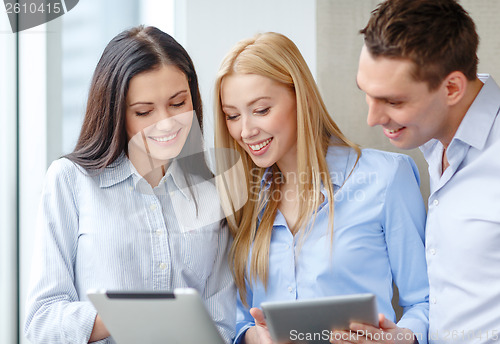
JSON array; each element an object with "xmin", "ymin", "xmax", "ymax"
[{"xmin": 147, "ymin": 194, "xmax": 170, "ymax": 289}]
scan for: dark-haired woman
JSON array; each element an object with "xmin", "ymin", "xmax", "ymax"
[{"xmin": 24, "ymin": 26, "xmax": 235, "ymax": 344}]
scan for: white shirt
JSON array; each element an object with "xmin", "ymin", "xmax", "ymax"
[
  {"xmin": 25, "ymin": 155, "xmax": 235, "ymax": 344},
  {"xmin": 421, "ymin": 74, "xmax": 500, "ymax": 344}
]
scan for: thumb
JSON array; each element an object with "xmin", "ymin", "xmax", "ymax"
[
  {"xmin": 378, "ymin": 313, "xmax": 397, "ymax": 330},
  {"xmin": 250, "ymin": 308, "xmax": 267, "ymax": 327}
]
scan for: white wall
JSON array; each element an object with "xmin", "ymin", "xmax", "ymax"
[{"xmin": 462, "ymin": 0, "xmax": 500, "ymax": 81}]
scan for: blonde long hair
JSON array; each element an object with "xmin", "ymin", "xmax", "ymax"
[{"xmin": 214, "ymin": 32, "xmax": 360, "ymax": 304}]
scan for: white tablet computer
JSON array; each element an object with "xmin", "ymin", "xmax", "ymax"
[
  {"xmin": 87, "ymin": 288, "xmax": 225, "ymax": 344},
  {"xmin": 261, "ymin": 293, "xmax": 378, "ymax": 344}
]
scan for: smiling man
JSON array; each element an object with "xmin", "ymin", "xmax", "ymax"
[{"xmin": 357, "ymin": 0, "xmax": 500, "ymax": 343}]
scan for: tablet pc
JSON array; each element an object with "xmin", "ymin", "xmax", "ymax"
[
  {"xmin": 87, "ymin": 288, "xmax": 225, "ymax": 344},
  {"xmin": 261, "ymin": 293, "xmax": 378, "ymax": 344}
]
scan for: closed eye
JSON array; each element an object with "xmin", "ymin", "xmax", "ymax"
[
  {"xmin": 385, "ymin": 99, "xmax": 403, "ymax": 107},
  {"xmin": 171, "ymin": 100, "xmax": 186, "ymax": 108},
  {"xmin": 225, "ymin": 114, "xmax": 239, "ymax": 121},
  {"xmin": 136, "ymin": 111, "xmax": 152, "ymax": 116},
  {"xmin": 254, "ymin": 107, "xmax": 270, "ymax": 115}
]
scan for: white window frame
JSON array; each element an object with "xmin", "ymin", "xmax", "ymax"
[
  {"xmin": 0, "ymin": 10, "xmax": 19, "ymax": 344},
  {"xmin": 17, "ymin": 19, "xmax": 63, "ymax": 344}
]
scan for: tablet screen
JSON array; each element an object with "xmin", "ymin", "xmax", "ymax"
[
  {"xmin": 261, "ymin": 293, "xmax": 378, "ymax": 344},
  {"xmin": 87, "ymin": 288, "xmax": 225, "ymax": 344}
]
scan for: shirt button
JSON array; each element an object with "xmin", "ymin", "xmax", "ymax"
[
  {"xmin": 431, "ymin": 298, "xmax": 437, "ymax": 304},
  {"xmin": 429, "ymin": 248, "xmax": 436, "ymax": 255},
  {"xmin": 155, "ymin": 229, "xmax": 163, "ymax": 237},
  {"xmin": 129, "ymin": 186, "xmax": 133, "ymax": 191},
  {"xmin": 433, "ymin": 199, "xmax": 439, "ymax": 206},
  {"xmin": 287, "ymin": 286, "xmax": 293, "ymax": 293},
  {"xmin": 150, "ymin": 204, "xmax": 157, "ymax": 211},
  {"xmin": 159, "ymin": 262, "xmax": 167, "ymax": 270}
]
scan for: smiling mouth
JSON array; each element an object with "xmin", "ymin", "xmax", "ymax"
[
  {"xmin": 248, "ymin": 138, "xmax": 272, "ymax": 152},
  {"xmin": 385, "ymin": 127, "xmax": 405, "ymax": 134},
  {"xmin": 149, "ymin": 130, "xmax": 180, "ymax": 143}
]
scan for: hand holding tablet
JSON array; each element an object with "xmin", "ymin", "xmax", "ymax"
[
  {"xmin": 260, "ymin": 294, "xmax": 378, "ymax": 344},
  {"xmin": 87, "ymin": 288, "xmax": 225, "ymax": 344},
  {"xmin": 333, "ymin": 313, "xmax": 417, "ymax": 344}
]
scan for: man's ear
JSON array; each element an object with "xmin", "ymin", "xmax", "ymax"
[{"xmin": 444, "ymin": 71, "xmax": 467, "ymax": 106}]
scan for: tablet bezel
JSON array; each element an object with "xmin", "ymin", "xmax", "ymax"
[
  {"xmin": 87, "ymin": 288, "xmax": 225, "ymax": 344},
  {"xmin": 261, "ymin": 293, "xmax": 378, "ymax": 344}
]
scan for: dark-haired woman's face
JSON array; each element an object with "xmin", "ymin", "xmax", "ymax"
[{"xmin": 126, "ymin": 64, "xmax": 193, "ymax": 166}]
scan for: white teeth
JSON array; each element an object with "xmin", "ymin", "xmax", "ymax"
[
  {"xmin": 150, "ymin": 132, "xmax": 178, "ymax": 142},
  {"xmin": 386, "ymin": 128, "xmax": 402, "ymax": 134},
  {"xmin": 249, "ymin": 138, "xmax": 272, "ymax": 151}
]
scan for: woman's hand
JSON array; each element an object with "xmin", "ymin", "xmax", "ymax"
[
  {"xmin": 89, "ymin": 314, "xmax": 110, "ymax": 343},
  {"xmin": 244, "ymin": 308, "xmax": 275, "ymax": 344},
  {"xmin": 330, "ymin": 313, "xmax": 416, "ymax": 344}
]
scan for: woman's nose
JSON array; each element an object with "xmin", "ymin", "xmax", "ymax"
[{"xmin": 240, "ymin": 115, "xmax": 259, "ymax": 139}]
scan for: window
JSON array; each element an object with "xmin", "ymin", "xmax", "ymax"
[{"xmin": 0, "ymin": 10, "xmax": 18, "ymax": 344}]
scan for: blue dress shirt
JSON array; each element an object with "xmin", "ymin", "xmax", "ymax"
[
  {"xmin": 24, "ymin": 154, "xmax": 235, "ymax": 344},
  {"xmin": 421, "ymin": 74, "xmax": 500, "ymax": 344},
  {"xmin": 235, "ymin": 147, "xmax": 429, "ymax": 344}
]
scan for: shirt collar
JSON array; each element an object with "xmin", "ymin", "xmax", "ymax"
[
  {"xmin": 421, "ymin": 74, "xmax": 500, "ymax": 157},
  {"xmin": 325, "ymin": 144, "xmax": 353, "ymax": 188},
  {"xmin": 256, "ymin": 144, "xmax": 354, "ymax": 222},
  {"xmin": 98, "ymin": 153, "xmax": 133, "ymax": 188},
  {"xmin": 164, "ymin": 159, "xmax": 191, "ymax": 200},
  {"xmin": 451, "ymin": 74, "xmax": 500, "ymax": 151},
  {"xmin": 98, "ymin": 154, "xmax": 191, "ymax": 200},
  {"xmin": 256, "ymin": 168, "xmax": 276, "ymax": 223},
  {"xmin": 419, "ymin": 139, "xmax": 437, "ymax": 161},
  {"xmin": 258, "ymin": 145, "xmax": 352, "ymax": 188}
]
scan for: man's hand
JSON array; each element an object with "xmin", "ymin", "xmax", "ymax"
[{"xmin": 330, "ymin": 313, "xmax": 416, "ymax": 344}]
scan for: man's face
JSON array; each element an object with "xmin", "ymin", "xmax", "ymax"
[{"xmin": 357, "ymin": 45, "xmax": 449, "ymax": 149}]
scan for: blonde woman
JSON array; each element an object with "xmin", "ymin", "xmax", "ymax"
[{"xmin": 214, "ymin": 32, "xmax": 429, "ymax": 344}]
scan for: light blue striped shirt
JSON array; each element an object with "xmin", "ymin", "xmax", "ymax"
[
  {"xmin": 25, "ymin": 154, "xmax": 235, "ymax": 343},
  {"xmin": 235, "ymin": 147, "xmax": 429, "ymax": 343}
]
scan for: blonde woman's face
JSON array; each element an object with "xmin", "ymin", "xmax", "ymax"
[
  {"xmin": 221, "ymin": 73, "xmax": 298, "ymax": 173},
  {"xmin": 126, "ymin": 65, "xmax": 193, "ymax": 165}
]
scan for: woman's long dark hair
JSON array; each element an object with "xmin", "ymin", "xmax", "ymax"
[{"xmin": 65, "ymin": 25, "xmax": 208, "ymax": 180}]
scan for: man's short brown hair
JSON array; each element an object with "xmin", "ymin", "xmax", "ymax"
[{"xmin": 361, "ymin": 0, "xmax": 479, "ymax": 90}]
